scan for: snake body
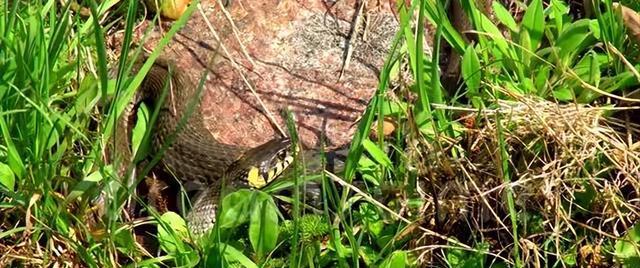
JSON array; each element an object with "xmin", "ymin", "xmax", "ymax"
[{"xmin": 118, "ymin": 57, "xmax": 292, "ymax": 235}]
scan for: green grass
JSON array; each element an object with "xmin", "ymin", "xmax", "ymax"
[{"xmin": 1, "ymin": 0, "xmax": 640, "ymax": 267}]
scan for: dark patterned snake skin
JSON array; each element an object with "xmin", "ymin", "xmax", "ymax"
[{"xmin": 116, "ymin": 56, "xmax": 293, "ymax": 236}]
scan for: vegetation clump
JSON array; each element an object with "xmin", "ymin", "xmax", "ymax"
[{"xmin": 1, "ymin": 0, "xmax": 640, "ymax": 267}]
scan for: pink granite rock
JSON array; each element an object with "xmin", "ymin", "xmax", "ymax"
[{"xmin": 126, "ymin": 0, "xmax": 399, "ymax": 149}]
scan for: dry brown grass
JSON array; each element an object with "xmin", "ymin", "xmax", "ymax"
[{"xmin": 408, "ymin": 96, "xmax": 640, "ymax": 266}]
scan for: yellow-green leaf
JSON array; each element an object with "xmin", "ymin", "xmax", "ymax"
[
  {"xmin": 249, "ymin": 194, "xmax": 279, "ymax": 261},
  {"xmin": 0, "ymin": 162, "xmax": 15, "ymax": 190},
  {"xmin": 362, "ymin": 139, "xmax": 392, "ymax": 169},
  {"xmin": 462, "ymin": 44, "xmax": 481, "ymax": 96},
  {"xmin": 522, "ymin": 0, "xmax": 544, "ymax": 50}
]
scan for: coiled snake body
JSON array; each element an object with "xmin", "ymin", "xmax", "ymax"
[{"xmin": 117, "ymin": 57, "xmax": 293, "ymax": 236}]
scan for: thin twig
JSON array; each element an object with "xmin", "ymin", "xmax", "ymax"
[
  {"xmin": 197, "ymin": 3, "xmax": 286, "ymax": 136},
  {"xmin": 338, "ymin": 0, "xmax": 367, "ymax": 81},
  {"xmin": 217, "ymin": 0, "xmax": 257, "ymax": 67}
]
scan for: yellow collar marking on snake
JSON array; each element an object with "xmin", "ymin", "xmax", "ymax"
[{"xmin": 247, "ymin": 155, "xmax": 294, "ymax": 188}]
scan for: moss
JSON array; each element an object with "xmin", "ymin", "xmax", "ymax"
[{"xmin": 280, "ymin": 214, "xmax": 329, "ymax": 243}]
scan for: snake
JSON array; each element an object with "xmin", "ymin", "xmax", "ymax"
[{"xmin": 116, "ymin": 56, "xmax": 294, "ymax": 236}]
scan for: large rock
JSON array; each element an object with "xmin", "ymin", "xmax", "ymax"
[{"xmin": 125, "ymin": 0, "xmax": 399, "ymax": 149}]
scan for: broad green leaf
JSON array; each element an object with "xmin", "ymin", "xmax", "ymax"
[
  {"xmin": 403, "ymin": 22, "xmax": 418, "ymax": 77},
  {"xmin": 552, "ymin": 86, "xmax": 574, "ymax": 101},
  {"xmin": 157, "ymin": 212, "xmax": 190, "ymax": 254},
  {"xmin": 157, "ymin": 212, "xmax": 199, "ymax": 267},
  {"xmin": 66, "ymin": 166, "xmax": 110, "ymax": 202},
  {"xmin": 113, "ymin": 227, "xmax": 138, "ymax": 257},
  {"xmin": 41, "ymin": 116, "xmax": 62, "ymax": 151},
  {"xmin": 461, "ymin": 44, "xmax": 481, "ymax": 97},
  {"xmin": 249, "ymin": 193, "xmax": 279, "ymax": 261},
  {"xmin": 573, "ymin": 52, "xmax": 605, "ymax": 102},
  {"xmin": 615, "ymin": 224, "xmax": 640, "ymax": 266},
  {"xmin": 521, "ymin": 77, "xmax": 535, "ymax": 94},
  {"xmin": 218, "ymin": 189, "xmax": 253, "ymax": 229},
  {"xmin": 414, "ymin": 111, "xmax": 436, "ymax": 137},
  {"xmin": 362, "ymin": 138, "xmax": 392, "ymax": 169},
  {"xmin": 359, "ymin": 246, "xmax": 378, "ymax": 266},
  {"xmin": 422, "ymin": 0, "xmax": 466, "ymax": 53},
  {"xmin": 562, "ymin": 248, "xmax": 578, "ymax": 266},
  {"xmin": 0, "ymin": 116, "xmax": 25, "ymax": 180},
  {"xmin": 589, "ymin": 19, "xmax": 601, "ymax": 40},
  {"xmin": 388, "ymin": 58, "xmax": 401, "ymax": 82},
  {"xmin": 521, "ymin": 0, "xmax": 544, "ymax": 50},
  {"xmin": 534, "ymin": 65, "xmax": 551, "ymax": 96},
  {"xmin": 380, "ymin": 99, "xmax": 407, "ymax": 116},
  {"xmin": 0, "ymin": 63, "xmax": 17, "ymax": 101},
  {"xmin": 519, "ymin": 28, "xmax": 532, "ymax": 69},
  {"xmin": 358, "ymin": 154, "xmax": 377, "ymax": 168},
  {"xmin": 600, "ymin": 71, "xmax": 639, "ymax": 95},
  {"xmin": 492, "ymin": 1, "xmax": 518, "ymax": 33},
  {"xmin": 503, "ymin": 79, "xmax": 525, "ymax": 95},
  {"xmin": 572, "ymin": 52, "xmax": 607, "ymax": 80},
  {"xmin": 326, "ymin": 228, "xmax": 354, "ymax": 257},
  {"xmin": 588, "ymin": 51, "xmax": 601, "ymax": 88},
  {"xmin": 74, "ymin": 75, "xmax": 101, "ymax": 115},
  {"xmin": 380, "ymin": 250, "xmax": 407, "ymax": 268},
  {"xmin": 132, "ymin": 104, "xmax": 150, "ymax": 156},
  {"xmin": 556, "ymin": 19, "xmax": 592, "ymax": 60},
  {"xmin": 206, "ymin": 243, "xmax": 259, "ymax": 268},
  {"xmin": 550, "ymin": 0, "xmax": 569, "ymax": 34},
  {"xmin": 0, "ymin": 162, "xmax": 15, "ymax": 190},
  {"xmin": 477, "ymin": 12, "xmax": 514, "ymax": 61},
  {"xmin": 359, "ymin": 203, "xmax": 383, "ymax": 238},
  {"xmin": 358, "ymin": 155, "xmax": 381, "ymax": 186},
  {"xmin": 446, "ymin": 241, "xmax": 489, "ymax": 268}
]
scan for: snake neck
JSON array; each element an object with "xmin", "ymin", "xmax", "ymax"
[{"xmin": 134, "ymin": 57, "xmax": 196, "ymax": 115}]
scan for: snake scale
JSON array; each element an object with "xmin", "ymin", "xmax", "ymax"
[{"xmin": 116, "ymin": 56, "xmax": 293, "ymax": 236}]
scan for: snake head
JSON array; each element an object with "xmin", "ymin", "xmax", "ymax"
[{"xmin": 225, "ymin": 137, "xmax": 297, "ymax": 189}]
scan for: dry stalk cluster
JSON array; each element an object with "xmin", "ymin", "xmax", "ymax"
[{"xmin": 412, "ymin": 97, "xmax": 640, "ymax": 265}]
